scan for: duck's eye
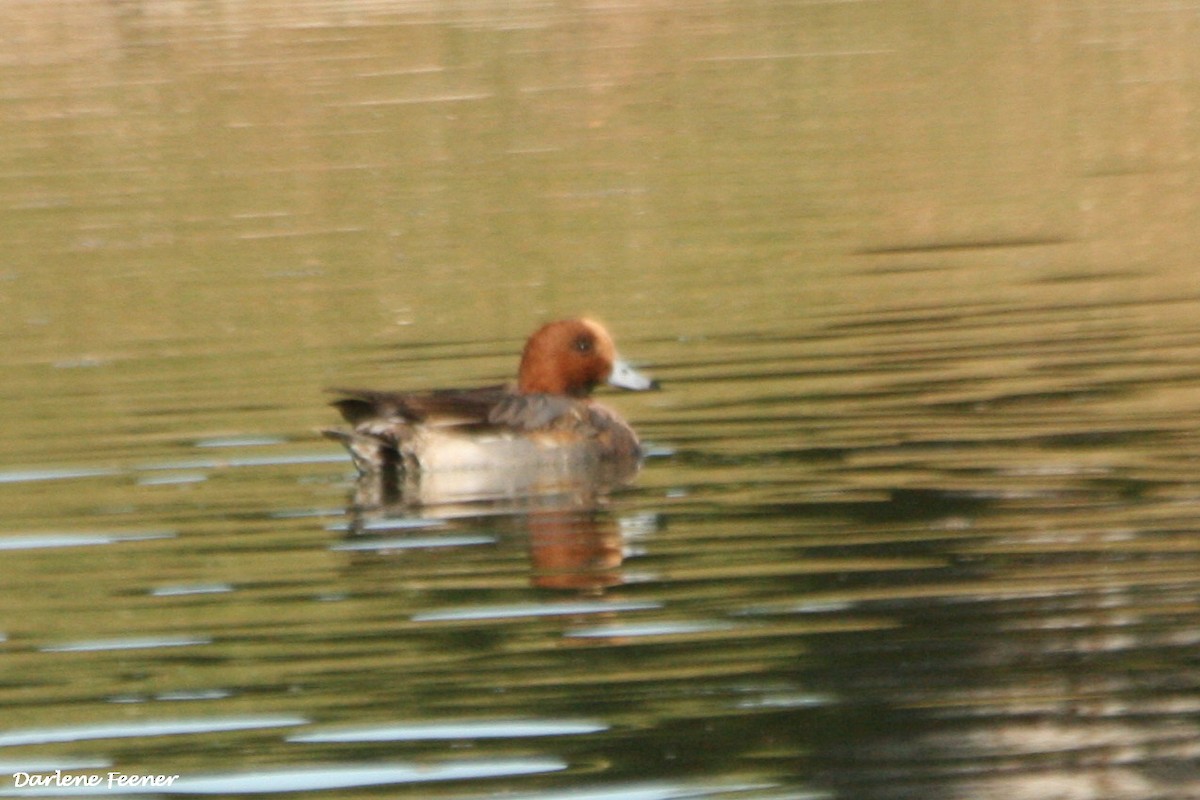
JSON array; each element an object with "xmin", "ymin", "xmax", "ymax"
[{"xmin": 572, "ymin": 334, "xmax": 594, "ymax": 354}]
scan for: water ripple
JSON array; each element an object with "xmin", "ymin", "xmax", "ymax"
[
  {"xmin": 413, "ymin": 600, "xmax": 661, "ymax": 622},
  {"xmin": 331, "ymin": 534, "xmax": 495, "ymax": 551},
  {"xmin": 287, "ymin": 718, "xmax": 606, "ymax": 743},
  {"xmin": 0, "ymin": 468, "xmax": 119, "ymax": 485},
  {"xmin": 41, "ymin": 636, "xmax": 212, "ymax": 653},
  {"xmin": 0, "ymin": 532, "xmax": 174, "ymax": 551},
  {"xmin": 0, "ymin": 716, "xmax": 307, "ymax": 748}
]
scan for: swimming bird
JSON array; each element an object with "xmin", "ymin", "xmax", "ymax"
[{"xmin": 324, "ymin": 318, "xmax": 657, "ymax": 479}]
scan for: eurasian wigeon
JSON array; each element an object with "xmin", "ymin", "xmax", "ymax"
[{"xmin": 324, "ymin": 318, "xmax": 658, "ymax": 478}]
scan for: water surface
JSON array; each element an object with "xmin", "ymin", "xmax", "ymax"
[{"xmin": 3, "ymin": 2, "xmax": 1200, "ymax": 799}]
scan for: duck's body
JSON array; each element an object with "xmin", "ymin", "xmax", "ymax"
[{"xmin": 324, "ymin": 319, "xmax": 656, "ymax": 478}]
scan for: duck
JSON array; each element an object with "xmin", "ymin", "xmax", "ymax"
[{"xmin": 323, "ymin": 318, "xmax": 658, "ymax": 479}]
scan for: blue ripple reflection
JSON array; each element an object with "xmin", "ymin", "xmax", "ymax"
[
  {"xmin": 413, "ymin": 600, "xmax": 660, "ymax": 622},
  {"xmin": 168, "ymin": 759, "xmax": 566, "ymax": 794},
  {"xmin": 40, "ymin": 636, "xmax": 211, "ymax": 653},
  {"xmin": 0, "ymin": 716, "xmax": 306, "ymax": 748},
  {"xmin": 287, "ymin": 718, "xmax": 606, "ymax": 743},
  {"xmin": 0, "ymin": 532, "xmax": 173, "ymax": 551}
]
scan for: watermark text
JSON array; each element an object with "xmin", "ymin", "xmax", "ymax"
[{"xmin": 11, "ymin": 770, "xmax": 180, "ymax": 789}]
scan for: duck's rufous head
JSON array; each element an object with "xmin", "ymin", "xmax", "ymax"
[{"xmin": 517, "ymin": 318, "xmax": 658, "ymax": 397}]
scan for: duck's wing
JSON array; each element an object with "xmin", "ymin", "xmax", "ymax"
[
  {"xmin": 328, "ymin": 386, "xmax": 510, "ymax": 427},
  {"xmin": 329, "ymin": 387, "xmax": 582, "ymax": 432},
  {"xmin": 485, "ymin": 393, "xmax": 581, "ymax": 431}
]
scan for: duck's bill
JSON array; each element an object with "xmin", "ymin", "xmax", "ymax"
[{"xmin": 608, "ymin": 358, "xmax": 660, "ymax": 391}]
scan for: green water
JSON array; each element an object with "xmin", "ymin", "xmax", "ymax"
[{"xmin": 2, "ymin": 2, "xmax": 1200, "ymax": 798}]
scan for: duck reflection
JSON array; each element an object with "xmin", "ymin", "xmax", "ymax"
[
  {"xmin": 336, "ymin": 455, "xmax": 643, "ymax": 593},
  {"xmin": 524, "ymin": 506, "xmax": 624, "ymax": 591}
]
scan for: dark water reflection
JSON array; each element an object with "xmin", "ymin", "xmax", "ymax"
[{"xmin": 5, "ymin": 1, "xmax": 1200, "ymax": 799}]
